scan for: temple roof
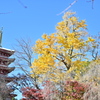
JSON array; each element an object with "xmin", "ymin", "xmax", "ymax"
[
  {"xmin": 0, "ymin": 47, "xmax": 15, "ymax": 56},
  {"xmin": 5, "ymin": 76, "xmax": 15, "ymax": 82},
  {"xmin": 0, "ymin": 57, "xmax": 15, "ymax": 65},
  {"xmin": 0, "ymin": 67, "xmax": 15, "ymax": 73}
]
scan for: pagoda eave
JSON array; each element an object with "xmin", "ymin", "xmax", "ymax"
[
  {"xmin": 0, "ymin": 57, "xmax": 15, "ymax": 65},
  {"xmin": 0, "ymin": 67, "xmax": 15, "ymax": 73},
  {"xmin": 5, "ymin": 77, "xmax": 15, "ymax": 83},
  {"xmin": 0, "ymin": 47, "xmax": 15, "ymax": 56}
]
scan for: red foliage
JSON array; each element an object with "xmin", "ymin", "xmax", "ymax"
[
  {"xmin": 21, "ymin": 80, "xmax": 88, "ymax": 100},
  {"xmin": 21, "ymin": 87, "xmax": 43, "ymax": 100},
  {"xmin": 64, "ymin": 80, "xmax": 87, "ymax": 100}
]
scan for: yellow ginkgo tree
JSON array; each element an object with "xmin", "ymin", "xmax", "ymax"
[{"xmin": 30, "ymin": 11, "xmax": 98, "ymax": 82}]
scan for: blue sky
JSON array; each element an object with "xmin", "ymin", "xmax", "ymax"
[
  {"xmin": 0, "ymin": 0, "xmax": 100, "ymax": 99},
  {"xmin": 0, "ymin": 0, "xmax": 100, "ymax": 49}
]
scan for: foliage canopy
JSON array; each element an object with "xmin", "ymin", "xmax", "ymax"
[{"xmin": 30, "ymin": 11, "xmax": 97, "ymax": 82}]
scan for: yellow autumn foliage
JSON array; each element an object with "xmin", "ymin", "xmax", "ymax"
[{"xmin": 30, "ymin": 11, "xmax": 97, "ymax": 82}]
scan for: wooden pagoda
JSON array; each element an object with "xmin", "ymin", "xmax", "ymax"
[
  {"xmin": 0, "ymin": 30, "xmax": 17, "ymax": 100},
  {"xmin": 0, "ymin": 47, "xmax": 17, "ymax": 100}
]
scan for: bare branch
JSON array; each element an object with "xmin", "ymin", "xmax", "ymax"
[{"xmin": 57, "ymin": 0, "xmax": 78, "ymax": 15}]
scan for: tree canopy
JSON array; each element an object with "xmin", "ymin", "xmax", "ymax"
[
  {"xmin": 13, "ymin": 11, "xmax": 100, "ymax": 100},
  {"xmin": 30, "ymin": 11, "xmax": 98, "ymax": 82}
]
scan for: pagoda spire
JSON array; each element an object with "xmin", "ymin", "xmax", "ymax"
[{"xmin": 0, "ymin": 27, "xmax": 3, "ymax": 47}]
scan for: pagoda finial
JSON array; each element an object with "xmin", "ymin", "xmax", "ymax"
[{"xmin": 0, "ymin": 27, "xmax": 3, "ymax": 47}]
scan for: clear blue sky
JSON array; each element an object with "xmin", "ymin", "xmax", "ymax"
[
  {"xmin": 0, "ymin": 0, "xmax": 100, "ymax": 99},
  {"xmin": 0, "ymin": 0, "xmax": 100, "ymax": 49}
]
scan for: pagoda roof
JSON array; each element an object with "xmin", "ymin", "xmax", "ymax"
[
  {"xmin": 5, "ymin": 76, "xmax": 15, "ymax": 82},
  {"xmin": 0, "ymin": 47, "xmax": 15, "ymax": 56},
  {"xmin": 0, "ymin": 67, "xmax": 15, "ymax": 73},
  {"xmin": 0, "ymin": 57, "xmax": 15, "ymax": 65}
]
